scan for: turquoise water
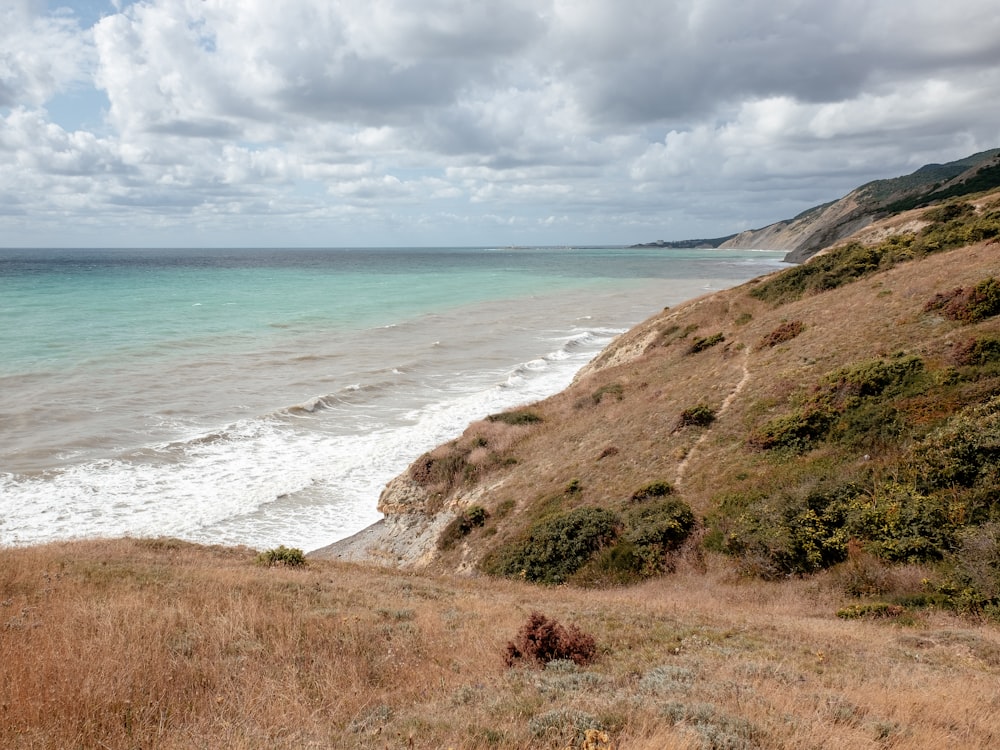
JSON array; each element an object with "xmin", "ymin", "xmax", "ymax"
[
  {"xmin": 2, "ymin": 248, "xmax": 599, "ymax": 372},
  {"xmin": 0, "ymin": 246, "xmax": 786, "ymax": 550}
]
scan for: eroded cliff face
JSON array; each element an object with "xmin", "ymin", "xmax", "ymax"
[
  {"xmin": 719, "ymin": 193, "xmax": 873, "ymax": 261},
  {"xmin": 309, "ymin": 476, "xmax": 452, "ymax": 567}
]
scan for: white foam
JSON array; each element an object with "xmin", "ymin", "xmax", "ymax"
[{"xmin": 0, "ymin": 324, "xmax": 621, "ymax": 552}]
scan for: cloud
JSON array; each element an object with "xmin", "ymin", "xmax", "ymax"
[
  {"xmin": 0, "ymin": 1, "xmax": 93, "ymax": 108},
  {"xmin": 3, "ymin": 0, "xmax": 1000, "ymax": 246}
]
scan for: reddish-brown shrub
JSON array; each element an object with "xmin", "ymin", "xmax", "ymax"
[
  {"xmin": 597, "ymin": 446, "xmax": 619, "ymax": 460},
  {"xmin": 925, "ymin": 278, "xmax": 1000, "ymax": 323},
  {"xmin": 504, "ymin": 611, "xmax": 597, "ymax": 668},
  {"xmin": 757, "ymin": 319, "xmax": 804, "ymax": 349}
]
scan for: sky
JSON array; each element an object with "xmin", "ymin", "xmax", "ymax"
[{"xmin": 2, "ymin": 1, "xmax": 1000, "ymax": 248}]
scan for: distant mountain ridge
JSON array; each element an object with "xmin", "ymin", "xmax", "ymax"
[
  {"xmin": 719, "ymin": 148, "xmax": 1000, "ymax": 261},
  {"xmin": 635, "ymin": 148, "xmax": 1000, "ymax": 260}
]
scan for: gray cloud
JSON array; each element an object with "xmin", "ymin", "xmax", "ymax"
[{"xmin": 2, "ymin": 0, "xmax": 1000, "ymax": 247}]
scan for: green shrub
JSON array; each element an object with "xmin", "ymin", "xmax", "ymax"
[
  {"xmin": 916, "ymin": 207, "xmax": 1000, "ymax": 251},
  {"xmin": 711, "ymin": 473, "xmax": 974, "ymax": 577},
  {"xmin": 688, "ymin": 332, "xmax": 725, "ymax": 354},
  {"xmin": 481, "ymin": 507, "xmax": 621, "ymax": 584},
  {"xmin": 836, "ymin": 602, "xmax": 906, "ymax": 620},
  {"xmin": 255, "ymin": 545, "xmax": 306, "ymax": 567},
  {"xmin": 961, "ymin": 277, "xmax": 1000, "ymax": 322},
  {"xmin": 954, "ymin": 336, "xmax": 1000, "ymax": 366},
  {"xmin": 486, "ymin": 409, "xmax": 543, "ymax": 425},
  {"xmin": 848, "ymin": 482, "xmax": 959, "ymax": 562},
  {"xmin": 708, "ymin": 485, "xmax": 854, "ymax": 577},
  {"xmin": 925, "ymin": 277, "xmax": 1000, "ymax": 323},
  {"xmin": 576, "ymin": 498, "xmax": 696, "ymax": 585},
  {"xmin": 438, "ymin": 505, "xmax": 489, "ymax": 550},
  {"xmin": 749, "ymin": 356, "xmax": 925, "ymax": 453},
  {"xmin": 591, "ymin": 383, "xmax": 624, "ymax": 404},
  {"xmin": 623, "ymin": 499, "xmax": 696, "ymax": 568},
  {"xmin": 675, "ymin": 404, "xmax": 716, "ymax": 429},
  {"xmin": 750, "ymin": 205, "xmax": 1000, "ymax": 306},
  {"xmin": 631, "ymin": 480, "xmax": 674, "ymax": 501},
  {"xmin": 922, "ymin": 201, "xmax": 976, "ymax": 223},
  {"xmin": 822, "ymin": 355, "xmax": 925, "ymax": 403},
  {"xmin": 748, "ymin": 406, "xmax": 836, "ymax": 453},
  {"xmin": 749, "ymin": 241, "xmax": 884, "ymax": 304},
  {"xmin": 575, "ymin": 542, "xmax": 647, "ymax": 586},
  {"xmin": 909, "ymin": 395, "xmax": 1000, "ymax": 494},
  {"xmin": 940, "ymin": 523, "xmax": 1000, "ymax": 614}
]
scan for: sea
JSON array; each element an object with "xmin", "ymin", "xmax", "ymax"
[{"xmin": 0, "ymin": 246, "xmax": 786, "ymax": 552}]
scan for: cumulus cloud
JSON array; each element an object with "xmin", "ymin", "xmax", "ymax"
[
  {"xmin": 2, "ymin": 0, "xmax": 1000, "ymax": 246},
  {"xmin": 0, "ymin": 1, "xmax": 93, "ymax": 108}
]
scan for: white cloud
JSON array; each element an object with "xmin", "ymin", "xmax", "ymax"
[
  {"xmin": 2, "ymin": 0, "xmax": 1000, "ymax": 246},
  {"xmin": 0, "ymin": 1, "xmax": 93, "ymax": 108}
]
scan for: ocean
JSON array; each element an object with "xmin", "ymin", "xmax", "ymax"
[{"xmin": 0, "ymin": 246, "xmax": 786, "ymax": 552}]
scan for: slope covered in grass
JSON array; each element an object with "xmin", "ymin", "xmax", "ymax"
[
  {"xmin": 333, "ymin": 192, "xmax": 1000, "ymax": 616},
  {"xmin": 4, "ymin": 538, "xmax": 1000, "ymax": 749}
]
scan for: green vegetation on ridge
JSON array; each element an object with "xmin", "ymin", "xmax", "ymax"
[{"xmin": 749, "ymin": 200, "xmax": 1000, "ymax": 304}]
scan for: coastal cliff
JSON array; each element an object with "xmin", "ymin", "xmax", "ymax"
[
  {"xmin": 314, "ymin": 188, "xmax": 1000, "ymax": 591},
  {"xmin": 715, "ymin": 148, "xmax": 1000, "ymax": 261}
]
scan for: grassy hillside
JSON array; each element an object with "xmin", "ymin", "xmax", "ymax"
[
  {"xmin": 382, "ymin": 190, "xmax": 1000, "ymax": 616},
  {"xmin": 4, "ymin": 538, "xmax": 1000, "ymax": 749}
]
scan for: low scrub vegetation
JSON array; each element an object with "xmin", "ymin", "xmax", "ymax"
[
  {"xmin": 256, "ymin": 545, "xmax": 306, "ymax": 567},
  {"xmin": 630, "ymin": 480, "xmax": 674, "ymax": 501},
  {"xmin": 954, "ymin": 335, "xmax": 1000, "ymax": 366},
  {"xmin": 410, "ymin": 417, "xmax": 538, "ymax": 498},
  {"xmin": 438, "ymin": 505, "xmax": 489, "ymax": 550},
  {"xmin": 924, "ymin": 277, "xmax": 1000, "ymax": 323},
  {"xmin": 590, "ymin": 382, "xmax": 624, "ymax": 404},
  {"xmin": 687, "ymin": 332, "xmax": 725, "ymax": 354},
  {"xmin": 503, "ymin": 611, "xmax": 597, "ymax": 668},
  {"xmin": 487, "ymin": 409, "xmax": 544, "ymax": 425},
  {"xmin": 481, "ymin": 507, "xmax": 620, "ymax": 584},
  {"xmin": 750, "ymin": 201, "xmax": 1000, "ymax": 305},
  {"xmin": 483, "ymin": 494, "xmax": 696, "ymax": 587},
  {"xmin": 717, "ymin": 370, "xmax": 1000, "ymax": 608},
  {"xmin": 675, "ymin": 404, "xmax": 716, "ymax": 429},
  {"xmin": 757, "ymin": 319, "xmax": 804, "ymax": 349},
  {"xmin": 749, "ymin": 355, "xmax": 926, "ymax": 453}
]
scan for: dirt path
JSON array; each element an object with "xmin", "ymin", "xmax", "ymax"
[{"xmin": 674, "ymin": 347, "xmax": 752, "ymax": 489}]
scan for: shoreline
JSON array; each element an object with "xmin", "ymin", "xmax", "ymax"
[
  {"xmin": 307, "ymin": 269, "xmax": 786, "ymax": 565},
  {"xmin": 3, "ymin": 250, "xmax": 787, "ymax": 552}
]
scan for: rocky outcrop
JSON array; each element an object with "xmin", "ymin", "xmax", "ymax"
[
  {"xmin": 309, "ymin": 475, "xmax": 455, "ymax": 566},
  {"xmin": 308, "ymin": 512, "xmax": 455, "ymax": 567},
  {"xmin": 375, "ymin": 475, "xmax": 432, "ymax": 515}
]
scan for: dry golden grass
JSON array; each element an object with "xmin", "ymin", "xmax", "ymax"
[{"xmin": 3, "ymin": 538, "xmax": 1000, "ymax": 749}]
